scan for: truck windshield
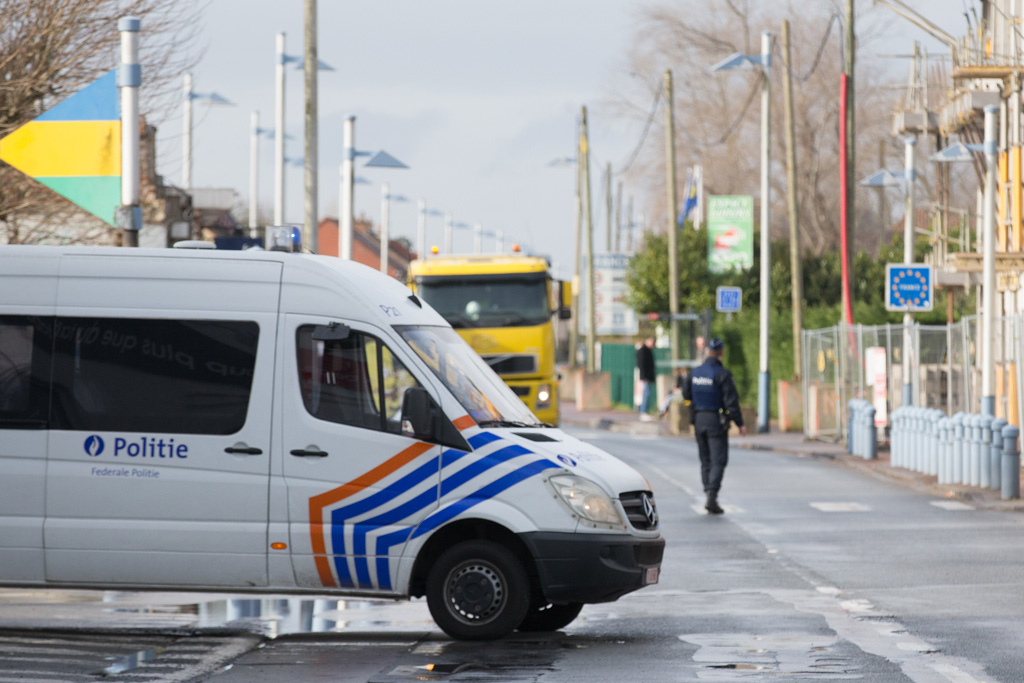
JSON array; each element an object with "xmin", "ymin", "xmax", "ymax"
[
  {"xmin": 397, "ymin": 325, "xmax": 545, "ymax": 427},
  {"xmin": 415, "ymin": 276, "xmax": 550, "ymax": 328}
]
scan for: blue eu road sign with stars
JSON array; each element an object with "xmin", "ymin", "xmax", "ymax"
[
  {"xmin": 716, "ymin": 286, "xmax": 742, "ymax": 313},
  {"xmin": 885, "ymin": 264, "xmax": 933, "ymax": 312}
]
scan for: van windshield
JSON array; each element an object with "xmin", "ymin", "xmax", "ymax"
[{"xmin": 397, "ymin": 325, "xmax": 545, "ymax": 427}]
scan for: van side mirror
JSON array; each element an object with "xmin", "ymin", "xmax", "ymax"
[
  {"xmin": 401, "ymin": 387, "xmax": 435, "ymax": 438},
  {"xmin": 401, "ymin": 387, "xmax": 471, "ymax": 451},
  {"xmin": 557, "ymin": 280, "xmax": 572, "ymax": 320}
]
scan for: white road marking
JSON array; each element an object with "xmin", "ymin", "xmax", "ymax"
[
  {"xmin": 810, "ymin": 502, "xmax": 872, "ymax": 512},
  {"xmin": 689, "ymin": 504, "xmax": 745, "ymax": 515},
  {"xmin": 930, "ymin": 500, "xmax": 975, "ymax": 511}
]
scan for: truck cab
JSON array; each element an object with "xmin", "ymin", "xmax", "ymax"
[{"xmin": 407, "ymin": 253, "xmax": 569, "ymax": 425}]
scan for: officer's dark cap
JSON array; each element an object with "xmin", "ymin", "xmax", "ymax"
[{"xmin": 708, "ymin": 338, "xmax": 724, "ymax": 351}]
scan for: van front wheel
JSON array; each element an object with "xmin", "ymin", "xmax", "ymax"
[{"xmin": 426, "ymin": 540, "xmax": 530, "ymax": 640}]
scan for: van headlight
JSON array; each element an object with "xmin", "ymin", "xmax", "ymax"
[
  {"xmin": 546, "ymin": 474, "xmax": 625, "ymax": 529},
  {"xmin": 536, "ymin": 383, "xmax": 552, "ymax": 409}
]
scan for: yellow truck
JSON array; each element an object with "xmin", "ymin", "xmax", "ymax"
[{"xmin": 407, "ymin": 253, "xmax": 570, "ymax": 425}]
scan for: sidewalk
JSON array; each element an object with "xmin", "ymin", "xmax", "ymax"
[{"xmin": 558, "ymin": 401, "xmax": 1024, "ymax": 513}]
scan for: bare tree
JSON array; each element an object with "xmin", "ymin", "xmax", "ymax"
[
  {"xmin": 0, "ymin": 0, "xmax": 204, "ymax": 244},
  {"xmin": 611, "ymin": 0, "xmax": 897, "ymax": 256}
]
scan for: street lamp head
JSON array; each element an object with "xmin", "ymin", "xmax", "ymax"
[
  {"xmin": 709, "ymin": 52, "xmax": 764, "ymax": 73},
  {"xmin": 930, "ymin": 141, "xmax": 982, "ymax": 163},
  {"xmin": 858, "ymin": 169, "xmax": 903, "ymax": 188},
  {"xmin": 365, "ymin": 150, "xmax": 409, "ymax": 169},
  {"xmin": 190, "ymin": 91, "xmax": 233, "ymax": 106}
]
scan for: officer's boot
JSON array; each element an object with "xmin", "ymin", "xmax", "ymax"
[{"xmin": 705, "ymin": 490, "xmax": 724, "ymax": 515}]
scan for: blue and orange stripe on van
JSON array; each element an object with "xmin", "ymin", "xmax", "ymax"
[{"xmin": 307, "ymin": 414, "xmax": 560, "ymax": 591}]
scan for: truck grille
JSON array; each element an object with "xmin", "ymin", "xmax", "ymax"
[
  {"xmin": 483, "ymin": 354, "xmax": 537, "ymax": 375},
  {"xmin": 620, "ymin": 491, "xmax": 659, "ymax": 530},
  {"xmin": 509, "ymin": 386, "xmax": 530, "ymax": 397}
]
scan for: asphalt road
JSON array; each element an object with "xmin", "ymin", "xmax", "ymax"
[{"xmin": 2, "ymin": 426, "xmax": 1023, "ymax": 682}]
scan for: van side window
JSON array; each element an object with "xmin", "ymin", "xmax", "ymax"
[
  {"xmin": 50, "ymin": 318, "xmax": 259, "ymax": 435},
  {"xmin": 297, "ymin": 326, "xmax": 421, "ymax": 434},
  {"xmin": 0, "ymin": 316, "xmax": 50, "ymax": 428}
]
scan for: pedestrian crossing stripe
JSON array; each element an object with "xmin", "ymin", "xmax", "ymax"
[
  {"xmin": 809, "ymin": 502, "xmax": 872, "ymax": 512},
  {"xmin": 929, "ymin": 500, "xmax": 975, "ymax": 511}
]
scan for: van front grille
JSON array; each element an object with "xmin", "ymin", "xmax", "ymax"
[{"xmin": 620, "ymin": 491, "xmax": 659, "ymax": 530}]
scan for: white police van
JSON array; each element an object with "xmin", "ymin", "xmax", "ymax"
[{"xmin": 0, "ymin": 244, "xmax": 663, "ymax": 640}]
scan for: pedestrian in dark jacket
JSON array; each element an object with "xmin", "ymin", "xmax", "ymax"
[
  {"xmin": 681, "ymin": 337, "xmax": 745, "ymax": 514},
  {"xmin": 636, "ymin": 337, "xmax": 656, "ymax": 415}
]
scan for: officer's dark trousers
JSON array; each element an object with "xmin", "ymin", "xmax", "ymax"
[{"xmin": 694, "ymin": 412, "xmax": 729, "ymax": 493}]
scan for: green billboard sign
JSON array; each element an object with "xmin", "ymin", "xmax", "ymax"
[{"xmin": 707, "ymin": 195, "xmax": 754, "ymax": 274}]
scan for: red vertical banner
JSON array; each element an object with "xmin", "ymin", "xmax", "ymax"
[{"xmin": 839, "ymin": 74, "xmax": 853, "ymax": 326}]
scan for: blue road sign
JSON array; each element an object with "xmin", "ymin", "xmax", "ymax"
[
  {"xmin": 885, "ymin": 264, "xmax": 933, "ymax": 312},
  {"xmin": 716, "ymin": 286, "xmax": 742, "ymax": 313}
]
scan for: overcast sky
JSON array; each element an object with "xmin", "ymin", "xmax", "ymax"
[{"xmin": 160, "ymin": 0, "xmax": 971, "ymax": 278}]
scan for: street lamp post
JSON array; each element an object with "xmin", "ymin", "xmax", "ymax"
[
  {"xmin": 930, "ymin": 105, "xmax": 999, "ymax": 415},
  {"xmin": 338, "ymin": 123, "xmax": 407, "ymax": 261},
  {"xmin": 861, "ymin": 136, "xmax": 920, "ymax": 407},
  {"xmin": 379, "ymin": 184, "xmax": 408, "ymax": 275},
  {"xmin": 182, "ymin": 73, "xmax": 232, "ymax": 192},
  {"xmin": 903, "ymin": 137, "xmax": 917, "ymax": 407},
  {"xmin": 416, "ymin": 201, "xmax": 444, "ymax": 258},
  {"xmin": 711, "ymin": 30, "xmax": 772, "ymax": 433},
  {"xmin": 981, "ymin": 105, "xmax": 999, "ymax": 416},
  {"xmin": 273, "ymin": 32, "xmax": 333, "ymax": 230}
]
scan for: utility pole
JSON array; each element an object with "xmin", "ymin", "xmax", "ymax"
[
  {"xmin": 570, "ymin": 117, "xmax": 582, "ymax": 370},
  {"xmin": 615, "ymin": 180, "xmax": 623, "ymax": 252},
  {"xmin": 582, "ymin": 106, "xmax": 596, "ymax": 373},
  {"xmin": 304, "ymin": 0, "xmax": 318, "ymax": 253},
  {"xmin": 665, "ymin": 69, "xmax": 680, "ymax": 364},
  {"xmin": 782, "ymin": 20, "xmax": 803, "ymax": 380},
  {"xmin": 605, "ymin": 162, "xmax": 612, "ymax": 252},
  {"xmin": 843, "ymin": 0, "xmax": 856, "ymax": 323}
]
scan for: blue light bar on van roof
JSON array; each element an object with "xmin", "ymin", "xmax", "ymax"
[{"xmin": 266, "ymin": 225, "xmax": 302, "ymax": 252}]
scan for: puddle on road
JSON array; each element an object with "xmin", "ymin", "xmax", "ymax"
[{"xmin": 100, "ymin": 646, "xmax": 165, "ymax": 675}]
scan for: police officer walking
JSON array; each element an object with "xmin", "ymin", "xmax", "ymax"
[{"xmin": 682, "ymin": 337, "xmax": 745, "ymax": 514}]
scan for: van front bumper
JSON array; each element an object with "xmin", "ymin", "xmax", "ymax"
[{"xmin": 519, "ymin": 531, "xmax": 665, "ymax": 604}]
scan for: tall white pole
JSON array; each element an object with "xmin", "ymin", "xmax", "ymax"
[
  {"xmin": 182, "ymin": 72, "xmax": 192, "ymax": 191},
  {"xmin": 444, "ymin": 211, "xmax": 453, "ymax": 253},
  {"xmin": 474, "ymin": 222, "xmax": 483, "ymax": 253},
  {"xmin": 903, "ymin": 136, "xmax": 917, "ymax": 407},
  {"xmin": 756, "ymin": 30, "xmax": 772, "ymax": 433},
  {"xmin": 303, "ymin": 0, "xmax": 319, "ymax": 253},
  {"xmin": 249, "ymin": 111, "xmax": 259, "ymax": 234},
  {"xmin": 340, "ymin": 116, "xmax": 354, "ymax": 260},
  {"xmin": 982, "ymin": 104, "xmax": 999, "ymax": 415},
  {"xmin": 118, "ymin": 17, "xmax": 141, "ymax": 247},
  {"xmin": 274, "ymin": 32, "xmax": 286, "ymax": 225},
  {"xmin": 380, "ymin": 183, "xmax": 390, "ymax": 274},
  {"xmin": 496, "ymin": 228, "xmax": 504, "ymax": 253},
  {"xmin": 417, "ymin": 199, "xmax": 426, "ymax": 258}
]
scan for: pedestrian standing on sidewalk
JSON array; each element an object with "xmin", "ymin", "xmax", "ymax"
[
  {"xmin": 682, "ymin": 337, "xmax": 745, "ymax": 514},
  {"xmin": 636, "ymin": 337, "xmax": 656, "ymax": 418},
  {"xmin": 659, "ymin": 335, "xmax": 707, "ymax": 419}
]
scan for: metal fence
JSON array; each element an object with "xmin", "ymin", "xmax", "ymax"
[{"xmin": 803, "ymin": 315, "xmax": 1024, "ymax": 441}]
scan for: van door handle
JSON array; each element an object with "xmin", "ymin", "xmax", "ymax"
[
  {"xmin": 290, "ymin": 448, "xmax": 328, "ymax": 458},
  {"xmin": 225, "ymin": 445, "xmax": 263, "ymax": 455}
]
